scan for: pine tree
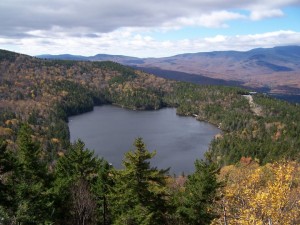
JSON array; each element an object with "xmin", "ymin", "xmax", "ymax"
[
  {"xmin": 54, "ymin": 139, "xmax": 109, "ymax": 225},
  {"xmin": 13, "ymin": 124, "xmax": 54, "ymax": 224},
  {"xmin": 178, "ymin": 159, "xmax": 220, "ymax": 225},
  {"xmin": 109, "ymin": 138, "xmax": 169, "ymax": 225},
  {"xmin": 0, "ymin": 138, "xmax": 16, "ymax": 222},
  {"xmin": 93, "ymin": 161, "xmax": 113, "ymax": 225}
]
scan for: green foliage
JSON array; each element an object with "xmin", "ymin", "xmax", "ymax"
[
  {"xmin": 164, "ymin": 82, "xmax": 250, "ymax": 129},
  {"xmin": 1, "ymin": 49, "xmax": 300, "ymax": 224},
  {"xmin": 43, "ymin": 59, "xmax": 78, "ymax": 68},
  {"xmin": 207, "ymin": 94, "xmax": 300, "ymax": 165},
  {"xmin": 109, "ymin": 138, "xmax": 169, "ymax": 225},
  {"xmin": 93, "ymin": 161, "xmax": 113, "ymax": 225},
  {"xmin": 0, "ymin": 138, "xmax": 16, "ymax": 221},
  {"xmin": 54, "ymin": 139, "xmax": 109, "ymax": 224},
  {"xmin": 178, "ymin": 160, "xmax": 220, "ymax": 225},
  {"xmin": 12, "ymin": 124, "xmax": 54, "ymax": 224},
  {"xmin": 55, "ymin": 139, "xmax": 101, "ymax": 181},
  {"xmin": 108, "ymin": 75, "xmax": 130, "ymax": 84},
  {"xmin": 93, "ymin": 61, "xmax": 137, "ymax": 78},
  {"xmin": 0, "ymin": 110, "xmax": 16, "ymax": 127},
  {"xmin": 105, "ymin": 87, "xmax": 163, "ymax": 110},
  {"xmin": 164, "ymin": 82, "xmax": 300, "ymax": 166},
  {"xmin": 49, "ymin": 80, "xmax": 95, "ymax": 116},
  {"xmin": 0, "ymin": 49, "xmax": 19, "ymax": 61}
]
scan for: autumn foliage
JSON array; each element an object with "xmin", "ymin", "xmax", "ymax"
[
  {"xmin": 1, "ymin": 50, "xmax": 300, "ymax": 224},
  {"xmin": 214, "ymin": 161, "xmax": 300, "ymax": 225}
]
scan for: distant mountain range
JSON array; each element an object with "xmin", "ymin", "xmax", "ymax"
[{"xmin": 37, "ymin": 46, "xmax": 300, "ymax": 95}]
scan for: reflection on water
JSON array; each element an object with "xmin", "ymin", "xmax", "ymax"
[{"xmin": 69, "ymin": 105, "xmax": 220, "ymax": 174}]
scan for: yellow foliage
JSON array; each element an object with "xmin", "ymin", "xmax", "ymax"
[
  {"xmin": 0, "ymin": 127, "xmax": 13, "ymax": 136},
  {"xmin": 61, "ymin": 90, "xmax": 69, "ymax": 97},
  {"xmin": 57, "ymin": 151, "xmax": 65, "ymax": 157},
  {"xmin": 51, "ymin": 138, "xmax": 60, "ymax": 144},
  {"xmin": 217, "ymin": 161, "xmax": 300, "ymax": 225},
  {"xmin": 5, "ymin": 119, "xmax": 18, "ymax": 126}
]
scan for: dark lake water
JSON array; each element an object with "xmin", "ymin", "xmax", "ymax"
[
  {"xmin": 69, "ymin": 105, "xmax": 220, "ymax": 174},
  {"xmin": 271, "ymin": 94, "xmax": 300, "ymax": 104}
]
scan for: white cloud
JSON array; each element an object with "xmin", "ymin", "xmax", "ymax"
[
  {"xmin": 0, "ymin": 0, "xmax": 299, "ymax": 57},
  {"xmin": 250, "ymin": 9, "xmax": 284, "ymax": 20},
  {"xmin": 0, "ymin": 0, "xmax": 298, "ymax": 38},
  {"xmin": 171, "ymin": 11, "xmax": 246, "ymax": 28},
  {"xmin": 204, "ymin": 35, "xmax": 227, "ymax": 43},
  {"xmin": 237, "ymin": 30, "xmax": 300, "ymax": 48},
  {"xmin": 2, "ymin": 29, "xmax": 298, "ymax": 57}
]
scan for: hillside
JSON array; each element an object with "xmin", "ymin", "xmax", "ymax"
[
  {"xmin": 38, "ymin": 46, "xmax": 300, "ymax": 95},
  {"xmin": 1, "ymin": 49, "xmax": 300, "ymax": 224},
  {"xmin": 140, "ymin": 46, "xmax": 300, "ymax": 94},
  {"xmin": 1, "ymin": 48, "xmax": 300, "ymax": 164}
]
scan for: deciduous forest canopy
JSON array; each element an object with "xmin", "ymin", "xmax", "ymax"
[{"xmin": 0, "ymin": 49, "xmax": 300, "ymax": 224}]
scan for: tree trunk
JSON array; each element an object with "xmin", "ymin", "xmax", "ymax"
[{"xmin": 222, "ymin": 200, "xmax": 228, "ymax": 225}]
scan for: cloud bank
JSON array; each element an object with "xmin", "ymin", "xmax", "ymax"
[
  {"xmin": 0, "ymin": 0, "xmax": 300, "ymax": 56},
  {"xmin": 1, "ymin": 29, "xmax": 299, "ymax": 57}
]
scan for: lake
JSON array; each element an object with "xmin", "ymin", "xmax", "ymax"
[{"xmin": 69, "ymin": 105, "xmax": 220, "ymax": 174}]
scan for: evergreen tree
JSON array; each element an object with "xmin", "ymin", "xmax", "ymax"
[
  {"xmin": 109, "ymin": 138, "xmax": 169, "ymax": 225},
  {"xmin": 178, "ymin": 159, "xmax": 220, "ymax": 225},
  {"xmin": 13, "ymin": 124, "xmax": 54, "ymax": 224},
  {"xmin": 0, "ymin": 138, "xmax": 16, "ymax": 222},
  {"xmin": 93, "ymin": 161, "xmax": 113, "ymax": 225},
  {"xmin": 54, "ymin": 139, "xmax": 109, "ymax": 225}
]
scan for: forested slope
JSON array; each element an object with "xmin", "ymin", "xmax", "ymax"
[{"xmin": 1, "ymin": 49, "xmax": 300, "ymax": 224}]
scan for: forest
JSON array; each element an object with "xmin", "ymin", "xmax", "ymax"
[{"xmin": 1, "ymin": 49, "xmax": 300, "ymax": 224}]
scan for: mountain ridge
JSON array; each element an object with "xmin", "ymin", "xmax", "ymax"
[
  {"xmin": 2, "ymin": 49, "xmax": 300, "ymax": 224},
  {"xmin": 36, "ymin": 45, "xmax": 300, "ymax": 94},
  {"xmin": 37, "ymin": 45, "xmax": 300, "ymax": 60}
]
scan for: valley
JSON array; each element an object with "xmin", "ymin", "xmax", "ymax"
[
  {"xmin": 69, "ymin": 105, "xmax": 219, "ymax": 175},
  {"xmin": 2, "ymin": 0, "xmax": 300, "ymax": 223},
  {"xmin": 2, "ymin": 48, "xmax": 300, "ymax": 168},
  {"xmin": 1, "ymin": 49, "xmax": 300, "ymax": 224},
  {"xmin": 38, "ymin": 45, "xmax": 300, "ymax": 96}
]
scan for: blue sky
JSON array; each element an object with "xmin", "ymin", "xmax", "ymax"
[
  {"xmin": 0, "ymin": 0, "xmax": 300, "ymax": 57},
  {"xmin": 146, "ymin": 7, "xmax": 300, "ymax": 41}
]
